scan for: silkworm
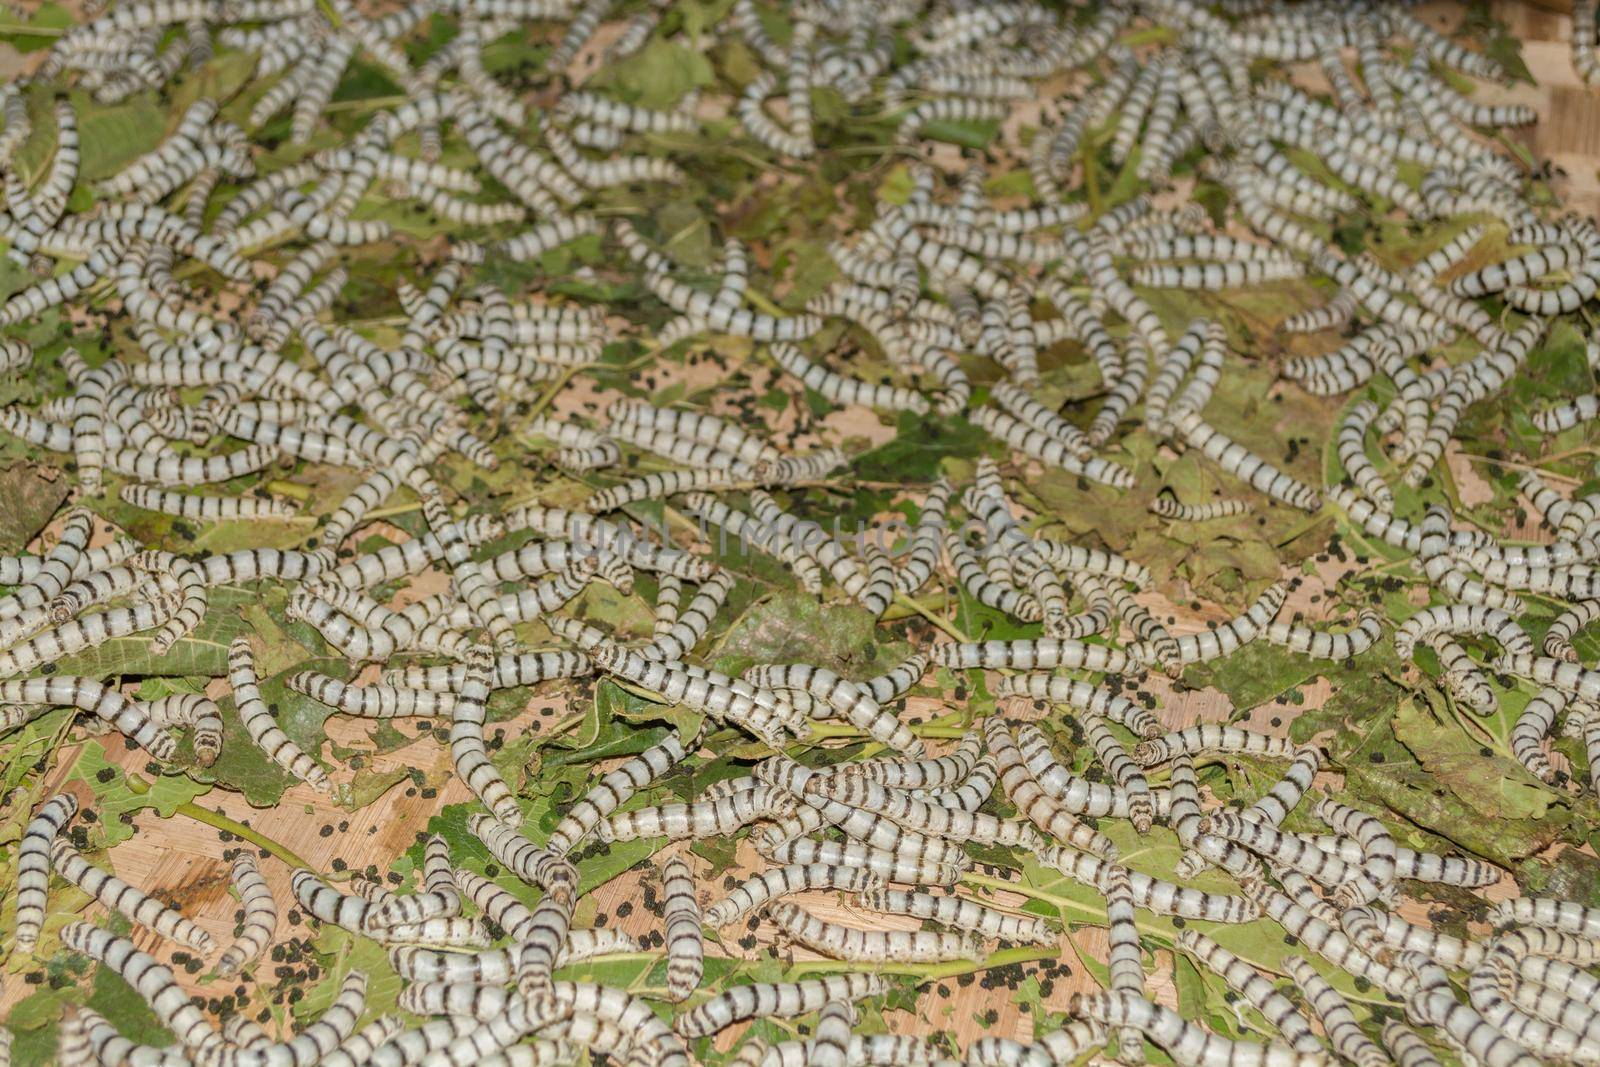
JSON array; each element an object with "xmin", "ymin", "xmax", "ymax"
[
  {"xmin": 859, "ymin": 887, "xmax": 1055, "ymax": 946},
  {"xmin": 1493, "ymin": 654, "xmax": 1600, "ymax": 703},
  {"xmin": 1378, "ymin": 1021, "xmax": 1443, "ymax": 1067},
  {"xmin": 0, "ymin": 677, "xmax": 173, "ymax": 759},
  {"xmin": 660, "ymin": 856, "xmax": 703, "ymax": 1001},
  {"xmin": 1264, "ymin": 610, "xmax": 1383, "ymax": 661},
  {"xmin": 675, "ymin": 975, "xmax": 889, "ymax": 1038},
  {"xmin": 50, "ymin": 838, "xmax": 213, "ymax": 952},
  {"xmin": 1341, "ymin": 906, "xmax": 1483, "ymax": 971},
  {"xmin": 1241, "ymin": 881, "xmax": 1405, "ymax": 994},
  {"xmin": 228, "ymin": 636, "xmax": 330, "ymax": 792},
  {"xmin": 288, "ymin": 671, "xmax": 456, "ymax": 718},
  {"xmin": 1041, "ymin": 845, "xmax": 1258, "ymax": 923},
  {"xmin": 216, "ymin": 853, "xmax": 276, "ymax": 977},
  {"xmin": 757, "ymin": 833, "xmax": 965, "ymax": 887},
  {"xmin": 1177, "ymin": 930, "xmax": 1322, "ymax": 1053},
  {"xmin": 1070, "ymin": 991, "xmax": 1326, "ymax": 1067},
  {"xmin": 15, "ymin": 793, "xmax": 77, "ymax": 954},
  {"xmin": 744, "ymin": 662, "xmax": 920, "ymax": 755},
  {"xmin": 1148, "ymin": 492, "xmax": 1250, "ymax": 521},
  {"xmin": 369, "ymin": 835, "xmax": 459, "ymax": 928},
  {"xmin": 467, "ymin": 815, "xmax": 575, "ymax": 903},
  {"xmin": 1100, "ymin": 862, "xmax": 1146, "ymax": 1065},
  {"xmin": 641, "ymin": 570, "xmax": 734, "ymax": 661},
  {"xmin": 0, "ymin": 593, "xmax": 180, "ymax": 679},
  {"xmin": 830, "ymin": 730, "xmax": 976, "ymax": 790},
  {"xmin": 60, "ymin": 922, "xmax": 222, "ymax": 1049},
  {"xmin": 931, "ymin": 636, "xmax": 1132, "ymax": 673},
  {"xmin": 1283, "ymin": 957, "xmax": 1385, "ymax": 1067},
  {"xmin": 546, "ymin": 726, "xmax": 699, "ymax": 853},
  {"xmin": 969, "ymin": 406, "xmax": 1134, "ymax": 488},
  {"xmin": 138, "ymin": 693, "xmax": 222, "ymax": 765},
  {"xmin": 1127, "ymin": 582, "xmax": 1288, "ymax": 667},
  {"xmin": 1134, "ymin": 724, "xmax": 1300, "ymax": 767},
  {"xmin": 705, "ymin": 863, "xmax": 882, "ymax": 929},
  {"xmin": 805, "ymin": 767, "xmax": 1040, "ymax": 848},
  {"xmin": 987, "ymin": 719, "xmax": 1119, "ymax": 856},
  {"xmin": 1198, "ymin": 812, "xmax": 1356, "ymax": 888},
  {"xmin": 119, "ymin": 483, "xmax": 299, "ymax": 520},
  {"xmin": 1006, "ymin": 716, "xmax": 1157, "ymax": 814},
  {"xmin": 766, "ymin": 900, "xmax": 983, "ymax": 963},
  {"xmin": 1166, "ymin": 408, "xmax": 1321, "ymax": 511}
]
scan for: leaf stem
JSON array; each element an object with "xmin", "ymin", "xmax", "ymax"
[
  {"xmin": 785, "ymin": 944, "xmax": 1059, "ymax": 981},
  {"xmin": 125, "ymin": 774, "xmax": 315, "ymax": 871},
  {"xmin": 892, "ymin": 591, "xmax": 969, "ymax": 643}
]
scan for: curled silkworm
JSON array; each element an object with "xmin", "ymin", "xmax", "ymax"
[
  {"xmin": 1166, "ymin": 408, "xmax": 1321, "ymax": 511},
  {"xmin": 546, "ymin": 727, "xmax": 700, "ymax": 854}
]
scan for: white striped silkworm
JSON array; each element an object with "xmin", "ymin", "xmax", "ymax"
[
  {"xmin": 1070, "ymin": 991, "xmax": 1327, "ymax": 1067},
  {"xmin": 118, "ymin": 484, "xmax": 298, "ymax": 520},
  {"xmin": 369, "ymin": 835, "xmax": 458, "ymax": 928},
  {"xmin": 1102, "ymin": 862, "xmax": 1145, "ymax": 1066},
  {"xmin": 705, "ymin": 863, "xmax": 882, "ymax": 929},
  {"xmin": 756, "ymin": 834, "xmax": 965, "ymax": 887},
  {"xmin": 1042, "ymin": 845, "xmax": 1258, "ymax": 923},
  {"xmin": 228, "ymin": 636, "xmax": 330, "ymax": 792},
  {"xmin": 469, "ymin": 815, "xmax": 577, "ymax": 902},
  {"xmin": 1377, "ymin": 1021, "xmax": 1443, "ymax": 1067},
  {"xmin": 15, "ymin": 793, "xmax": 77, "ymax": 954},
  {"xmin": 139, "ymin": 693, "xmax": 223, "ymax": 765},
  {"xmin": 766, "ymin": 900, "xmax": 983, "ymax": 963},
  {"xmin": 1127, "ymin": 582, "xmax": 1288, "ymax": 667},
  {"xmin": 661, "ymin": 856, "xmax": 703, "ymax": 1002},
  {"xmin": 50, "ymin": 838, "xmax": 213, "ymax": 952},
  {"xmin": 1340, "ymin": 906, "xmax": 1483, "ymax": 971},
  {"xmin": 1283, "ymin": 957, "xmax": 1385, "ymax": 1067},
  {"xmin": 804, "ymin": 767, "xmax": 1042, "ymax": 848},
  {"xmin": 1134, "ymin": 724, "xmax": 1300, "ymax": 767},
  {"xmin": 1166, "ymin": 407, "xmax": 1321, "ymax": 511},
  {"xmin": 60, "ymin": 921, "xmax": 222, "ymax": 1049},
  {"xmin": 1149, "ymin": 492, "xmax": 1250, "ymax": 521},
  {"xmin": 743, "ymin": 662, "xmax": 921, "ymax": 755},
  {"xmin": 992, "ymin": 716, "xmax": 1120, "ymax": 857},
  {"xmin": 1, "ymin": 676, "xmax": 174, "ymax": 758},
  {"xmin": 675, "ymin": 975, "xmax": 889, "ymax": 1038},
  {"xmin": 546, "ymin": 726, "xmax": 700, "ymax": 854},
  {"xmin": 1264, "ymin": 610, "xmax": 1384, "ymax": 662},
  {"xmin": 1198, "ymin": 812, "xmax": 1355, "ymax": 888},
  {"xmin": 931, "ymin": 636, "xmax": 1132, "ymax": 674},
  {"xmin": 1177, "ymin": 930, "xmax": 1322, "ymax": 1053},
  {"xmin": 858, "ymin": 887, "xmax": 1055, "ymax": 946},
  {"xmin": 216, "ymin": 852, "xmax": 276, "ymax": 977}
]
